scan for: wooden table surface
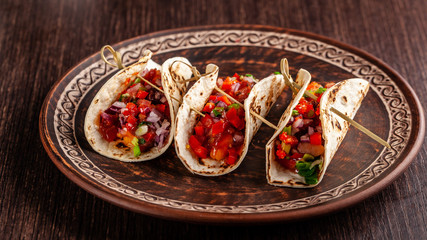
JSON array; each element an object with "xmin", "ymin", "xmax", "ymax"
[{"xmin": 1, "ymin": 0, "xmax": 426, "ymax": 239}]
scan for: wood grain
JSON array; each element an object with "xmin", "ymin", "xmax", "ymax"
[{"xmin": 1, "ymin": 0, "xmax": 426, "ymax": 239}]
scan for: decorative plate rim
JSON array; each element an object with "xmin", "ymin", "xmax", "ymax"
[{"xmin": 39, "ymin": 25, "xmax": 425, "ymax": 224}]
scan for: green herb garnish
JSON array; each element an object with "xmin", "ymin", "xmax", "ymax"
[
  {"xmin": 138, "ymin": 138, "xmax": 146, "ymax": 145},
  {"xmin": 292, "ymin": 110, "xmax": 299, "ymax": 116},
  {"xmin": 245, "ymin": 74, "xmax": 254, "ymax": 78},
  {"xmin": 119, "ymin": 93, "xmax": 130, "ymax": 102},
  {"xmin": 133, "ymin": 145, "xmax": 141, "ymax": 157},
  {"xmin": 274, "ymin": 71, "xmax": 281, "ymax": 75},
  {"xmin": 282, "ymin": 126, "xmax": 292, "ymax": 136},
  {"xmin": 227, "ymin": 103, "xmax": 240, "ymax": 110},
  {"xmin": 315, "ymin": 87, "xmax": 327, "ymax": 94},
  {"xmin": 134, "ymin": 77, "xmax": 142, "ymax": 84},
  {"xmin": 212, "ymin": 107, "xmax": 224, "ymax": 117}
]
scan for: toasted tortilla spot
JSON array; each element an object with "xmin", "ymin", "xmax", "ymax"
[{"xmin": 94, "ymin": 99, "xmax": 99, "ymax": 104}]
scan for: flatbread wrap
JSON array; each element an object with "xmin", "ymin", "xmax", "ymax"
[
  {"xmin": 175, "ymin": 67, "xmax": 286, "ymax": 176},
  {"xmin": 266, "ymin": 74, "xmax": 369, "ymax": 187},
  {"xmin": 84, "ymin": 52, "xmax": 193, "ymax": 162}
]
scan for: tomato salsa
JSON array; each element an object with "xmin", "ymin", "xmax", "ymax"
[
  {"xmin": 188, "ymin": 73, "xmax": 256, "ymax": 166},
  {"xmin": 98, "ymin": 69, "xmax": 171, "ymax": 157},
  {"xmin": 274, "ymin": 81, "xmax": 333, "ymax": 184}
]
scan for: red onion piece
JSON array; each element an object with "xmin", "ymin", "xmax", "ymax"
[
  {"xmin": 292, "ymin": 118, "xmax": 303, "ymax": 129},
  {"xmin": 146, "ymin": 109, "xmax": 162, "ymax": 123},
  {"xmin": 308, "ymin": 126, "xmax": 314, "ymax": 136},
  {"xmin": 300, "ymin": 134, "xmax": 310, "ymax": 142},
  {"xmin": 160, "ymin": 96, "xmax": 167, "ymax": 103},
  {"xmin": 231, "ymin": 82, "xmax": 240, "ymax": 92},
  {"xmin": 316, "ymin": 125, "xmax": 322, "ymax": 133},
  {"xmin": 217, "ymin": 78, "xmax": 224, "ymax": 87}
]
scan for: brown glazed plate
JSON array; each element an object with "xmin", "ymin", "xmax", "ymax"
[{"xmin": 39, "ymin": 25, "xmax": 425, "ymax": 224}]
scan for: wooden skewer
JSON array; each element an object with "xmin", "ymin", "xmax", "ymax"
[
  {"xmin": 279, "ymin": 58, "xmax": 391, "ymax": 148},
  {"xmin": 100, "ymin": 46, "xmax": 205, "ymax": 117},
  {"xmin": 214, "ymin": 86, "xmax": 279, "ymax": 131},
  {"xmin": 136, "ymin": 74, "xmax": 205, "ymax": 117}
]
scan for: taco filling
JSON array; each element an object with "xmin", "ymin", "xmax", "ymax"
[
  {"xmin": 187, "ymin": 73, "xmax": 256, "ymax": 166},
  {"xmin": 274, "ymin": 81, "xmax": 333, "ymax": 184},
  {"xmin": 98, "ymin": 69, "xmax": 171, "ymax": 157}
]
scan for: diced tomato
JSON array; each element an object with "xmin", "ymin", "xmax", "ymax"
[
  {"xmin": 217, "ymin": 133, "xmax": 233, "ymax": 148},
  {"xmin": 189, "ymin": 135, "xmax": 201, "ymax": 148},
  {"xmin": 200, "ymin": 114, "xmax": 214, "ymax": 128},
  {"xmin": 143, "ymin": 131, "xmax": 156, "ymax": 143},
  {"xmin": 226, "ymin": 107, "xmax": 244, "ymax": 130},
  {"xmin": 189, "ymin": 135, "xmax": 208, "ymax": 158},
  {"xmin": 276, "ymin": 149, "xmax": 287, "ymax": 159},
  {"xmin": 307, "ymin": 82, "xmax": 322, "ymax": 91},
  {"xmin": 202, "ymin": 102, "xmax": 215, "ymax": 112},
  {"xmin": 137, "ymin": 99, "xmax": 151, "ymax": 107},
  {"xmin": 127, "ymin": 115, "xmax": 137, "ymax": 125},
  {"xmin": 310, "ymin": 132, "xmax": 322, "ymax": 145},
  {"xmin": 100, "ymin": 125, "xmax": 118, "ymax": 142},
  {"xmin": 289, "ymin": 153, "xmax": 304, "ymax": 159},
  {"xmin": 279, "ymin": 132, "xmax": 287, "ymax": 141},
  {"xmin": 226, "ymin": 148, "xmax": 238, "ymax": 165},
  {"xmin": 221, "ymin": 77, "xmax": 233, "ymax": 91},
  {"xmin": 126, "ymin": 122, "xmax": 136, "ymax": 132},
  {"xmin": 277, "ymin": 158, "xmax": 297, "ymax": 171},
  {"xmin": 193, "ymin": 146, "xmax": 208, "ymax": 158},
  {"xmin": 157, "ymin": 104, "xmax": 166, "ymax": 112},
  {"xmin": 126, "ymin": 102, "xmax": 137, "ymax": 110},
  {"xmin": 122, "ymin": 108, "xmax": 130, "ymax": 116},
  {"xmin": 212, "ymin": 120, "xmax": 227, "ymax": 135},
  {"xmin": 232, "ymin": 73, "xmax": 240, "ymax": 80},
  {"xmin": 218, "ymin": 95, "xmax": 231, "ymax": 105},
  {"xmin": 209, "ymin": 95, "xmax": 218, "ymax": 102},
  {"xmin": 136, "ymin": 90, "xmax": 148, "ymax": 99},
  {"xmin": 285, "ymin": 135, "xmax": 299, "ymax": 147},
  {"xmin": 295, "ymin": 98, "xmax": 313, "ymax": 115},
  {"xmin": 194, "ymin": 125, "xmax": 204, "ymax": 136},
  {"xmin": 125, "ymin": 78, "xmax": 131, "ymax": 85}
]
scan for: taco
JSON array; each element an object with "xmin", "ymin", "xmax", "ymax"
[
  {"xmin": 175, "ymin": 65, "xmax": 286, "ymax": 176},
  {"xmin": 84, "ymin": 52, "xmax": 193, "ymax": 162},
  {"xmin": 266, "ymin": 74, "xmax": 369, "ymax": 187}
]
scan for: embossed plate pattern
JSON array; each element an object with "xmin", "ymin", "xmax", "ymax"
[{"xmin": 40, "ymin": 25, "xmax": 424, "ymax": 223}]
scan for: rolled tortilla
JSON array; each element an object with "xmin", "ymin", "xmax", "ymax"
[
  {"xmin": 84, "ymin": 52, "xmax": 193, "ymax": 162},
  {"xmin": 175, "ymin": 67, "xmax": 286, "ymax": 176},
  {"xmin": 266, "ymin": 76, "xmax": 369, "ymax": 187}
]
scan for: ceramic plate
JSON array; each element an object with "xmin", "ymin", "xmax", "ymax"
[{"xmin": 39, "ymin": 25, "xmax": 425, "ymax": 224}]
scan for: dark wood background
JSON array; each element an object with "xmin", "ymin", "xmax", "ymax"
[{"xmin": 1, "ymin": 0, "xmax": 426, "ymax": 239}]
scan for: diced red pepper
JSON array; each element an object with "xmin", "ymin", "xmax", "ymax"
[
  {"xmin": 200, "ymin": 114, "xmax": 214, "ymax": 128},
  {"xmin": 193, "ymin": 146, "xmax": 208, "ymax": 158},
  {"xmin": 226, "ymin": 107, "xmax": 244, "ymax": 130},
  {"xmin": 212, "ymin": 120, "xmax": 227, "ymax": 136},
  {"xmin": 202, "ymin": 102, "xmax": 215, "ymax": 112},
  {"xmin": 156, "ymin": 104, "xmax": 166, "ymax": 112},
  {"xmin": 194, "ymin": 125, "xmax": 204, "ymax": 136},
  {"xmin": 136, "ymin": 90, "xmax": 149, "ymax": 99},
  {"xmin": 218, "ymin": 95, "xmax": 231, "ymax": 105},
  {"xmin": 189, "ymin": 135, "xmax": 201, "ymax": 148},
  {"xmin": 226, "ymin": 148, "xmax": 238, "ymax": 165},
  {"xmin": 189, "ymin": 135, "xmax": 208, "ymax": 158},
  {"xmin": 295, "ymin": 98, "xmax": 313, "ymax": 115},
  {"xmin": 310, "ymin": 132, "xmax": 322, "ymax": 145}
]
